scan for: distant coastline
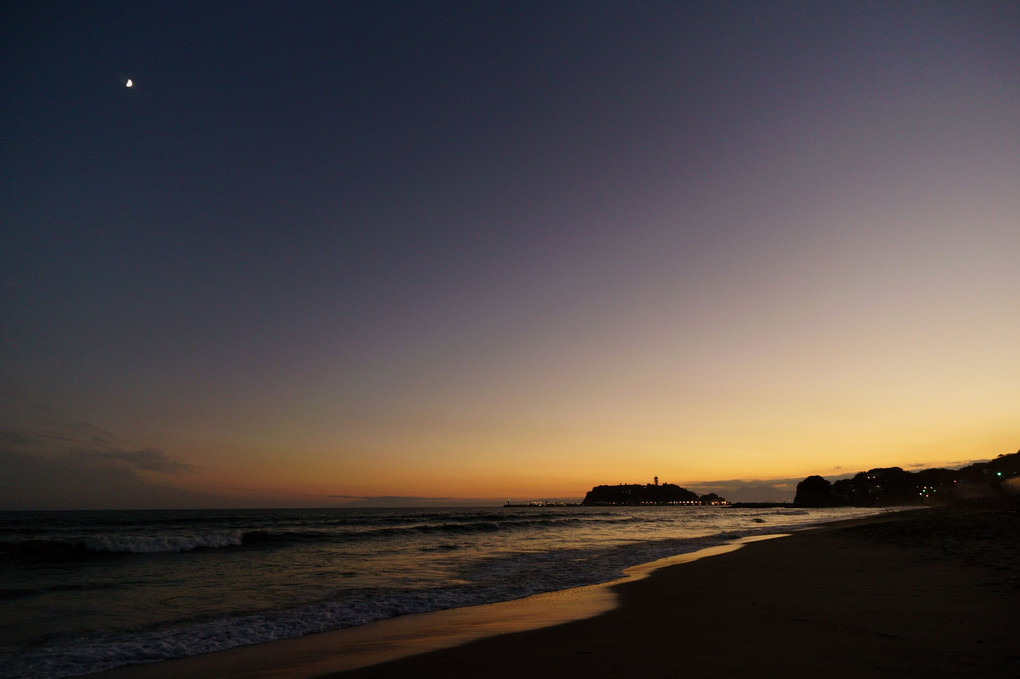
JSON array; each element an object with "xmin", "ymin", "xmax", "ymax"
[
  {"xmin": 794, "ymin": 450, "xmax": 1019, "ymax": 507},
  {"xmin": 503, "ymin": 501, "xmax": 581, "ymax": 508}
]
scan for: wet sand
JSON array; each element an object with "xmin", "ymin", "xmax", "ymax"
[{"xmin": 91, "ymin": 507, "xmax": 1020, "ymax": 679}]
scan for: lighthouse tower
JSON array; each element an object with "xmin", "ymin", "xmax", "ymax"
[{"xmin": 654, "ymin": 475, "xmax": 659, "ymax": 486}]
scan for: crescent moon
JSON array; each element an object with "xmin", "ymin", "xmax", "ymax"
[{"xmin": 126, "ymin": 79, "xmax": 133, "ymax": 88}]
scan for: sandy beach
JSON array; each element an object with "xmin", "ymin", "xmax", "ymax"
[{"xmin": 92, "ymin": 507, "xmax": 1019, "ymax": 679}]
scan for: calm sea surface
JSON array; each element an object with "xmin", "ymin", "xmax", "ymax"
[{"xmin": 0, "ymin": 505, "xmax": 889, "ymax": 678}]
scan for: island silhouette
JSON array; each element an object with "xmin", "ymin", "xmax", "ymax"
[{"xmin": 582, "ymin": 477, "xmax": 726, "ymax": 506}]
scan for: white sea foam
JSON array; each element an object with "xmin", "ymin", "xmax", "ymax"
[
  {"xmin": 0, "ymin": 506, "xmax": 891, "ymax": 679},
  {"xmin": 82, "ymin": 532, "xmax": 245, "ymax": 553}
]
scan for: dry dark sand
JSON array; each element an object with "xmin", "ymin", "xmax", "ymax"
[{"xmin": 92, "ymin": 508, "xmax": 1020, "ymax": 679}]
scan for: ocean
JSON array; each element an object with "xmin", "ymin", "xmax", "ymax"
[{"xmin": 0, "ymin": 505, "xmax": 889, "ymax": 678}]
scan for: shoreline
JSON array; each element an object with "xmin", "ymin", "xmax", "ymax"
[
  {"xmin": 89, "ymin": 508, "xmax": 1019, "ymax": 678},
  {"xmin": 332, "ymin": 507, "xmax": 1019, "ymax": 679},
  {"xmin": 88, "ymin": 536, "xmax": 775, "ymax": 679}
]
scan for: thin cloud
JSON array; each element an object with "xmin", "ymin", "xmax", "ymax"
[
  {"xmin": 0, "ymin": 391, "xmax": 193, "ymax": 476},
  {"xmin": 3, "ymin": 425, "xmax": 193, "ymax": 476},
  {"xmin": 686, "ymin": 477, "xmax": 815, "ymax": 503},
  {"xmin": 0, "ymin": 427, "xmax": 35, "ymax": 447},
  {"xmin": 904, "ymin": 459, "xmax": 986, "ymax": 471},
  {"xmin": 0, "ymin": 393, "xmax": 198, "ymax": 509},
  {"xmin": 94, "ymin": 448, "xmax": 194, "ymax": 474},
  {"xmin": 0, "ymin": 447, "xmax": 204, "ymax": 510}
]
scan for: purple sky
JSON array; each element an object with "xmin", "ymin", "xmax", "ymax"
[{"xmin": 2, "ymin": 1, "xmax": 1018, "ymax": 509}]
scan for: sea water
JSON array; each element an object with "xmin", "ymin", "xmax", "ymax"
[{"xmin": 0, "ymin": 505, "xmax": 888, "ymax": 678}]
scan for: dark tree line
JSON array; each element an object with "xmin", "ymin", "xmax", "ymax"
[{"xmin": 794, "ymin": 451, "xmax": 1020, "ymax": 507}]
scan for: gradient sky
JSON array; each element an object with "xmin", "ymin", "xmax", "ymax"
[{"xmin": 2, "ymin": 1, "xmax": 1018, "ymax": 509}]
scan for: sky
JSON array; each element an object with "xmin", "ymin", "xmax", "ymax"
[{"xmin": 2, "ymin": 1, "xmax": 1018, "ymax": 510}]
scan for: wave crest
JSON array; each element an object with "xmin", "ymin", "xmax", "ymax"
[{"xmin": 83, "ymin": 532, "xmax": 245, "ymax": 553}]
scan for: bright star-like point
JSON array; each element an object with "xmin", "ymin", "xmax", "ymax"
[{"xmin": 125, "ymin": 79, "xmax": 133, "ymax": 88}]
